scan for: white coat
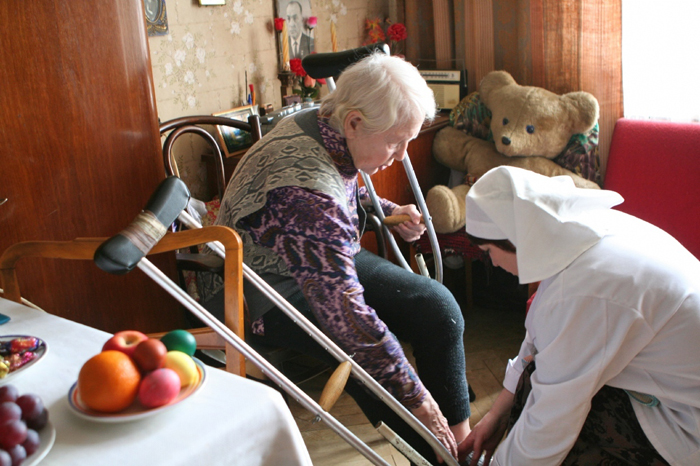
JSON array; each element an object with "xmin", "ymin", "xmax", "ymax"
[{"xmin": 465, "ymin": 166, "xmax": 700, "ymax": 465}]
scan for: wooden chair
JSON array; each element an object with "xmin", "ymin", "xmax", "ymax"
[{"xmin": 0, "ymin": 226, "xmax": 246, "ymax": 376}]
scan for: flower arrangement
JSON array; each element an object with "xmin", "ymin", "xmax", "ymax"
[
  {"xmin": 364, "ymin": 18, "xmax": 408, "ymax": 56},
  {"xmin": 289, "ymin": 57, "xmax": 326, "ymax": 101}
]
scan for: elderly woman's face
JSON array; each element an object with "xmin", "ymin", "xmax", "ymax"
[{"xmin": 344, "ymin": 111, "xmax": 422, "ymax": 175}]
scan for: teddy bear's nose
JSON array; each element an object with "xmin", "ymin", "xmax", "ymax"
[{"xmin": 501, "ymin": 136, "xmax": 511, "ymax": 146}]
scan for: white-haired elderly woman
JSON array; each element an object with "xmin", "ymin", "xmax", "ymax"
[
  {"xmin": 459, "ymin": 166, "xmax": 700, "ymax": 466},
  {"xmin": 204, "ymin": 53, "xmax": 471, "ymax": 463}
]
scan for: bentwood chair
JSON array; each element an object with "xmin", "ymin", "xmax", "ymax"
[
  {"xmin": 158, "ymin": 114, "xmax": 334, "ymax": 384},
  {"xmin": 0, "ymin": 226, "xmax": 247, "ymax": 376},
  {"xmin": 157, "ymin": 115, "xmax": 261, "ymax": 301}
]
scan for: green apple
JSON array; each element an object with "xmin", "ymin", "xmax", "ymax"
[
  {"xmin": 159, "ymin": 329, "xmax": 197, "ymax": 356},
  {"xmin": 163, "ymin": 351, "xmax": 199, "ymax": 387}
]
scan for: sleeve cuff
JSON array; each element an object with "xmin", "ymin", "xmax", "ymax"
[{"xmin": 503, "ymin": 356, "xmax": 524, "ymax": 393}]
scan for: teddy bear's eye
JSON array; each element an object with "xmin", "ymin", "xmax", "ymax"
[
  {"xmin": 503, "ymin": 118, "xmax": 509, "ymax": 126},
  {"xmin": 526, "ymin": 125, "xmax": 535, "ymax": 134}
]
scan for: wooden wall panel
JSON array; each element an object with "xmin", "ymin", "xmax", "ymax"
[{"xmin": 0, "ymin": 0, "xmax": 186, "ymax": 333}]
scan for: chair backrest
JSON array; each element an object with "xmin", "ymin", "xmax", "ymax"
[
  {"xmin": 159, "ymin": 115, "xmax": 262, "ymax": 200},
  {"xmin": 0, "ymin": 226, "xmax": 246, "ymax": 376},
  {"xmin": 604, "ymin": 118, "xmax": 700, "ymax": 258}
]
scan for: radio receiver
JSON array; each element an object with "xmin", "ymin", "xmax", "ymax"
[{"xmin": 419, "ymin": 69, "xmax": 468, "ymax": 110}]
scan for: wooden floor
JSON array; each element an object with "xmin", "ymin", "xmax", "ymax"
[{"xmin": 287, "ymin": 267, "xmax": 527, "ymax": 465}]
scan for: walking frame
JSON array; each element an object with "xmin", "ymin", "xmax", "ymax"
[
  {"xmin": 301, "ymin": 44, "xmax": 444, "ymax": 283},
  {"xmin": 94, "ymin": 46, "xmax": 456, "ymax": 465}
]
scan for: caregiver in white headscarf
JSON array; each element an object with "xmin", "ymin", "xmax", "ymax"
[{"xmin": 459, "ymin": 166, "xmax": 700, "ymax": 466}]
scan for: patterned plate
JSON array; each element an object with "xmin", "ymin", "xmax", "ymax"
[{"xmin": 0, "ymin": 335, "xmax": 48, "ymax": 386}]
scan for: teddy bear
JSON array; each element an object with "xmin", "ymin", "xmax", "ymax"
[{"xmin": 425, "ymin": 70, "xmax": 602, "ymax": 234}]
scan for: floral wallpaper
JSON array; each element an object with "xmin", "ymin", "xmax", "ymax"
[{"xmin": 148, "ymin": 0, "xmax": 387, "ymax": 199}]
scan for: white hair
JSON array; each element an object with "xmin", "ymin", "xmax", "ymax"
[{"xmin": 319, "ymin": 53, "xmax": 436, "ymax": 136}]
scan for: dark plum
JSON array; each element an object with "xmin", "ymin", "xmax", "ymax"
[
  {"xmin": 22, "ymin": 429, "xmax": 40, "ymax": 456},
  {"xmin": 0, "ymin": 386, "xmax": 18, "ymax": 404},
  {"xmin": 25, "ymin": 407, "xmax": 48, "ymax": 431},
  {"xmin": 0, "ymin": 403, "xmax": 21, "ymax": 424},
  {"xmin": 15, "ymin": 395, "xmax": 43, "ymax": 422},
  {"xmin": 5, "ymin": 444, "xmax": 25, "ymax": 466},
  {"xmin": 0, "ymin": 419, "xmax": 27, "ymax": 449}
]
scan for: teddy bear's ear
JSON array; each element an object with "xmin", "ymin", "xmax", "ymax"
[
  {"xmin": 562, "ymin": 91, "xmax": 600, "ymax": 134},
  {"xmin": 479, "ymin": 71, "xmax": 516, "ymax": 107}
]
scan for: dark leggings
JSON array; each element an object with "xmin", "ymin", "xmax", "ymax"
[
  {"xmin": 245, "ymin": 249, "xmax": 470, "ymax": 465},
  {"xmin": 509, "ymin": 361, "xmax": 670, "ymax": 465}
]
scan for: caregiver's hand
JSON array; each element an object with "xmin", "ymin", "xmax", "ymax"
[{"xmin": 459, "ymin": 389, "xmax": 514, "ymax": 465}]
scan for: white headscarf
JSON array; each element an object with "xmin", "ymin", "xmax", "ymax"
[{"xmin": 465, "ymin": 166, "xmax": 624, "ymax": 284}]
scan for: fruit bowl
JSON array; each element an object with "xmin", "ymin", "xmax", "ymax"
[{"xmin": 67, "ymin": 358, "xmax": 206, "ymax": 423}]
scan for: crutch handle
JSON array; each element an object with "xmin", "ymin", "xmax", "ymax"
[
  {"xmin": 301, "ymin": 43, "xmax": 390, "ymax": 79},
  {"xmin": 318, "ymin": 361, "xmax": 352, "ymax": 412},
  {"xmin": 382, "ymin": 214, "xmax": 425, "ymax": 227},
  {"xmin": 94, "ymin": 176, "xmax": 190, "ymax": 275}
]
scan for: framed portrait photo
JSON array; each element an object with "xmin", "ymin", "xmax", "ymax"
[
  {"xmin": 213, "ymin": 105, "xmax": 258, "ymax": 157},
  {"xmin": 276, "ymin": 0, "xmax": 315, "ymax": 61}
]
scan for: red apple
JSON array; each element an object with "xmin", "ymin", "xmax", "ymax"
[
  {"xmin": 102, "ymin": 330, "xmax": 148, "ymax": 358},
  {"xmin": 138, "ymin": 368, "xmax": 181, "ymax": 409},
  {"xmin": 132, "ymin": 339, "xmax": 167, "ymax": 373}
]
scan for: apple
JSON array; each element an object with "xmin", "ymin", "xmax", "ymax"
[
  {"xmin": 132, "ymin": 339, "xmax": 167, "ymax": 373},
  {"xmin": 102, "ymin": 330, "xmax": 148, "ymax": 357},
  {"xmin": 163, "ymin": 351, "xmax": 199, "ymax": 387},
  {"xmin": 160, "ymin": 329, "xmax": 197, "ymax": 356},
  {"xmin": 138, "ymin": 368, "xmax": 181, "ymax": 409}
]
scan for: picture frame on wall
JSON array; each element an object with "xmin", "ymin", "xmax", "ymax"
[
  {"xmin": 213, "ymin": 105, "xmax": 259, "ymax": 157},
  {"xmin": 276, "ymin": 0, "xmax": 315, "ymax": 60},
  {"xmin": 144, "ymin": 0, "xmax": 169, "ymax": 36}
]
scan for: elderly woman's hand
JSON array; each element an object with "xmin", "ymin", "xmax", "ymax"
[
  {"xmin": 411, "ymin": 392, "xmax": 459, "ymax": 463},
  {"xmin": 390, "ymin": 204, "xmax": 426, "ymax": 242}
]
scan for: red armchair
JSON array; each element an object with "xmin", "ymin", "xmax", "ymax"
[{"xmin": 604, "ymin": 118, "xmax": 700, "ymax": 259}]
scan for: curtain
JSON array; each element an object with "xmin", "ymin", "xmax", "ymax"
[{"xmin": 403, "ymin": 0, "xmax": 622, "ymax": 178}]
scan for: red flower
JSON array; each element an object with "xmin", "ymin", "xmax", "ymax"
[
  {"xmin": 289, "ymin": 58, "xmax": 307, "ymax": 77},
  {"xmin": 387, "ymin": 23, "xmax": 407, "ymax": 42},
  {"xmin": 274, "ymin": 17, "xmax": 285, "ymax": 32},
  {"xmin": 306, "ymin": 16, "xmax": 317, "ymax": 29},
  {"xmin": 317, "ymin": 78, "xmax": 326, "ymax": 85}
]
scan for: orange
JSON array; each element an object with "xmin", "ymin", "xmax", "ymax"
[{"xmin": 77, "ymin": 350, "xmax": 141, "ymax": 413}]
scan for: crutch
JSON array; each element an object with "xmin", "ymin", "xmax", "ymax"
[
  {"xmin": 301, "ymin": 44, "xmax": 444, "ymax": 283},
  {"xmin": 94, "ymin": 177, "xmax": 460, "ymax": 466}
]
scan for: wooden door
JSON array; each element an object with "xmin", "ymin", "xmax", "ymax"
[{"xmin": 0, "ymin": 0, "xmax": 186, "ymax": 333}]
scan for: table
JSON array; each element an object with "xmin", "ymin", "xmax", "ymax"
[{"xmin": 0, "ymin": 297, "xmax": 312, "ymax": 466}]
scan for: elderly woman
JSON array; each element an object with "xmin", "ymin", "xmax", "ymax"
[
  {"xmin": 459, "ymin": 166, "xmax": 700, "ymax": 465},
  {"xmin": 206, "ymin": 53, "xmax": 471, "ymax": 463}
]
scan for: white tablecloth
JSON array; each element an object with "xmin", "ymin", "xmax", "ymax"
[{"xmin": 0, "ymin": 298, "xmax": 312, "ymax": 466}]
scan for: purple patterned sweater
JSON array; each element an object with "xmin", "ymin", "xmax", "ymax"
[{"xmin": 237, "ymin": 114, "xmax": 425, "ymax": 408}]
